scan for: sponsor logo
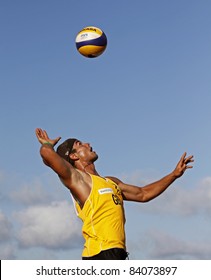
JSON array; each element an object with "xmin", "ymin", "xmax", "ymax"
[
  {"xmin": 112, "ymin": 194, "xmax": 121, "ymax": 205},
  {"xmin": 83, "ymin": 27, "xmax": 97, "ymax": 32},
  {"xmin": 98, "ymin": 188, "xmax": 114, "ymax": 195},
  {"xmin": 81, "ymin": 34, "xmax": 88, "ymax": 38}
]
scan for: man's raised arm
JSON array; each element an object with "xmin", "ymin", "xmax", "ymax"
[{"xmin": 35, "ymin": 128, "xmax": 73, "ymax": 180}]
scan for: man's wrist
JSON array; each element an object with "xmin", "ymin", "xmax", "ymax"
[
  {"xmin": 42, "ymin": 142, "xmax": 54, "ymax": 147},
  {"xmin": 171, "ymin": 170, "xmax": 180, "ymax": 179}
]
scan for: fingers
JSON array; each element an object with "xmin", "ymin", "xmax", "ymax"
[
  {"xmin": 180, "ymin": 152, "xmax": 194, "ymax": 163},
  {"xmin": 54, "ymin": 136, "xmax": 62, "ymax": 145},
  {"xmin": 42, "ymin": 130, "xmax": 49, "ymax": 139},
  {"xmin": 35, "ymin": 128, "xmax": 48, "ymax": 143},
  {"xmin": 35, "ymin": 128, "xmax": 43, "ymax": 139},
  {"xmin": 35, "ymin": 128, "xmax": 48, "ymax": 137},
  {"xmin": 35, "ymin": 128, "xmax": 40, "ymax": 135},
  {"xmin": 35, "ymin": 128, "xmax": 44, "ymax": 136},
  {"xmin": 179, "ymin": 152, "xmax": 187, "ymax": 162},
  {"xmin": 35, "ymin": 128, "xmax": 61, "ymax": 146},
  {"xmin": 184, "ymin": 155, "xmax": 194, "ymax": 164},
  {"xmin": 175, "ymin": 152, "xmax": 194, "ymax": 174},
  {"xmin": 182, "ymin": 153, "xmax": 194, "ymax": 170}
]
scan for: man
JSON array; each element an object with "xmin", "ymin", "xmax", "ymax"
[{"xmin": 35, "ymin": 128, "xmax": 194, "ymax": 260}]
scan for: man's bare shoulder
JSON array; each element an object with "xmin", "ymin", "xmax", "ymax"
[{"xmin": 105, "ymin": 176, "xmax": 123, "ymax": 185}]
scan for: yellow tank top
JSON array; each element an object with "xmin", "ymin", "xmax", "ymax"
[{"xmin": 74, "ymin": 174, "xmax": 126, "ymax": 257}]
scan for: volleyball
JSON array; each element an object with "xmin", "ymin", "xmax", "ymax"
[{"xmin": 75, "ymin": 26, "xmax": 107, "ymax": 58}]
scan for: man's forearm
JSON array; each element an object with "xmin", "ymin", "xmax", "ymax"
[{"xmin": 142, "ymin": 172, "xmax": 178, "ymax": 201}]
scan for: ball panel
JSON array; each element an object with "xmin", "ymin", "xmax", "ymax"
[
  {"xmin": 77, "ymin": 26, "xmax": 103, "ymax": 36},
  {"xmin": 78, "ymin": 45, "xmax": 106, "ymax": 57},
  {"xmin": 76, "ymin": 33, "xmax": 107, "ymax": 49},
  {"xmin": 75, "ymin": 32, "xmax": 100, "ymax": 43}
]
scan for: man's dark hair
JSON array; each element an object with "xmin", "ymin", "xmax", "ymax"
[{"xmin": 56, "ymin": 138, "xmax": 77, "ymax": 165}]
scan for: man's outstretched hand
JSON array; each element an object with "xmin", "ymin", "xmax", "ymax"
[
  {"xmin": 35, "ymin": 128, "xmax": 61, "ymax": 147},
  {"xmin": 173, "ymin": 152, "xmax": 194, "ymax": 178}
]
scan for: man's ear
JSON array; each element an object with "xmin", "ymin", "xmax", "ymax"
[{"xmin": 69, "ymin": 153, "xmax": 79, "ymax": 162}]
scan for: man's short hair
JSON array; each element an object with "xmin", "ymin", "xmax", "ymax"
[{"xmin": 56, "ymin": 138, "xmax": 77, "ymax": 165}]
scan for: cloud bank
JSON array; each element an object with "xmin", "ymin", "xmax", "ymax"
[{"xmin": 0, "ymin": 169, "xmax": 211, "ymax": 259}]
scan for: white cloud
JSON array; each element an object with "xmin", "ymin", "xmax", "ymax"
[
  {"xmin": 15, "ymin": 200, "xmax": 83, "ymax": 249},
  {"xmin": 0, "ymin": 210, "xmax": 12, "ymax": 242},
  {"xmin": 0, "ymin": 210, "xmax": 15, "ymax": 259},
  {"xmin": 1, "ymin": 167, "xmax": 210, "ymax": 260},
  {"xmin": 0, "ymin": 244, "xmax": 16, "ymax": 259},
  {"xmin": 149, "ymin": 177, "xmax": 211, "ymax": 216},
  {"xmin": 0, "ymin": 169, "xmax": 67, "ymax": 207},
  {"xmin": 128, "ymin": 228, "xmax": 211, "ymax": 260},
  {"xmin": 118, "ymin": 169, "xmax": 158, "ymax": 186},
  {"xmin": 124, "ymin": 174, "xmax": 211, "ymax": 260},
  {"xmin": 9, "ymin": 179, "xmax": 53, "ymax": 206},
  {"xmin": 145, "ymin": 229, "xmax": 211, "ymax": 259},
  {"xmin": 124, "ymin": 171, "xmax": 211, "ymax": 216}
]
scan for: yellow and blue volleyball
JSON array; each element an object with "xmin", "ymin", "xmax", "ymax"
[{"xmin": 75, "ymin": 26, "xmax": 107, "ymax": 58}]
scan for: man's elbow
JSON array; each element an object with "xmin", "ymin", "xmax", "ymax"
[{"xmin": 137, "ymin": 190, "xmax": 152, "ymax": 203}]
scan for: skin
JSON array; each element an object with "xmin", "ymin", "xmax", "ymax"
[{"xmin": 35, "ymin": 128, "xmax": 194, "ymax": 208}]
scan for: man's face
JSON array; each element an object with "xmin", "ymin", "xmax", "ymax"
[{"xmin": 72, "ymin": 140, "xmax": 98, "ymax": 163}]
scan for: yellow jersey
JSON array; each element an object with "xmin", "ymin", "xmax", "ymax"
[{"xmin": 74, "ymin": 174, "xmax": 126, "ymax": 257}]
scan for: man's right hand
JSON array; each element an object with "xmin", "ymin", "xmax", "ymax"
[{"xmin": 35, "ymin": 128, "xmax": 61, "ymax": 147}]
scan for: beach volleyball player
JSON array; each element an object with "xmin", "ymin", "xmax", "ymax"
[{"xmin": 35, "ymin": 128, "xmax": 194, "ymax": 260}]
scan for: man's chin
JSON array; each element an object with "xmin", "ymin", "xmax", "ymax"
[{"xmin": 93, "ymin": 154, "xmax": 98, "ymax": 162}]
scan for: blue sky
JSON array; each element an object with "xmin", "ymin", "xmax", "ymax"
[{"xmin": 0, "ymin": 0, "xmax": 211, "ymax": 260}]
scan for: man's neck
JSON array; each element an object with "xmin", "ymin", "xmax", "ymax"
[{"xmin": 77, "ymin": 162, "xmax": 100, "ymax": 176}]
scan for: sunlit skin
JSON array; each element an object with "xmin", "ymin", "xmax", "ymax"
[{"xmin": 35, "ymin": 128, "xmax": 194, "ymax": 209}]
